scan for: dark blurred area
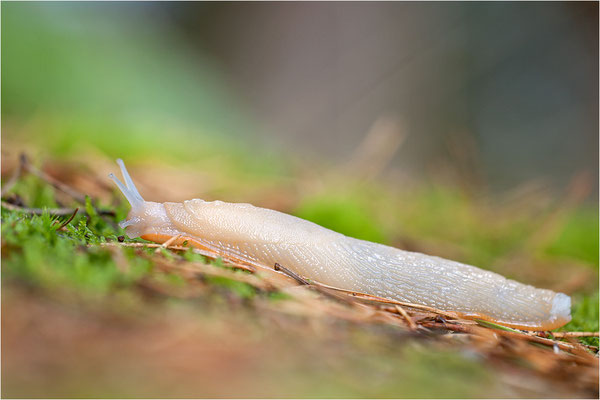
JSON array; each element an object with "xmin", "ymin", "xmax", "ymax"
[
  {"xmin": 2, "ymin": 2, "xmax": 598, "ymax": 196},
  {"xmin": 165, "ymin": 2, "xmax": 598, "ymax": 193}
]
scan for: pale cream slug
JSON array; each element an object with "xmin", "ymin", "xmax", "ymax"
[{"xmin": 109, "ymin": 159, "xmax": 571, "ymax": 330}]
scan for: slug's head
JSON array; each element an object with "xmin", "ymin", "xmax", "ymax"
[{"xmin": 109, "ymin": 159, "xmax": 178, "ymax": 239}]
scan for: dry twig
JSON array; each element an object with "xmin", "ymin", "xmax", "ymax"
[
  {"xmin": 55, "ymin": 208, "xmax": 79, "ymax": 230},
  {"xmin": 1, "ymin": 201, "xmax": 114, "ymax": 217},
  {"xmin": 20, "ymin": 154, "xmax": 88, "ymax": 204},
  {"xmin": 155, "ymin": 234, "xmax": 182, "ymax": 254},
  {"xmin": 273, "ymin": 262, "xmax": 310, "ymax": 285},
  {"xmin": 98, "ymin": 242, "xmax": 255, "ymax": 273},
  {"xmin": 1, "ymin": 153, "xmax": 25, "ymax": 197},
  {"xmin": 395, "ymin": 304, "xmax": 417, "ymax": 330},
  {"xmin": 547, "ymin": 331, "xmax": 599, "ymax": 338},
  {"xmin": 1, "ymin": 201, "xmax": 81, "ymax": 216},
  {"xmin": 274, "ymin": 263, "xmax": 356, "ymax": 305}
]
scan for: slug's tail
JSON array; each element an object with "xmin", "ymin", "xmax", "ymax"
[
  {"xmin": 551, "ymin": 292, "xmax": 572, "ymax": 326},
  {"xmin": 108, "ymin": 159, "xmax": 145, "ymax": 209}
]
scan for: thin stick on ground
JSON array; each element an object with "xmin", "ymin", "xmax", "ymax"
[
  {"xmin": 315, "ymin": 283, "xmax": 462, "ymax": 320},
  {"xmin": 155, "ymin": 234, "xmax": 182, "ymax": 254},
  {"xmin": 20, "ymin": 154, "xmax": 88, "ymax": 204},
  {"xmin": 274, "ymin": 263, "xmax": 311, "ymax": 285},
  {"xmin": 55, "ymin": 208, "xmax": 79, "ymax": 230},
  {"xmin": 2, "ymin": 153, "xmax": 115, "ymax": 217},
  {"xmin": 1, "ymin": 201, "xmax": 81, "ymax": 216},
  {"xmin": 395, "ymin": 304, "xmax": 417, "ymax": 330},
  {"xmin": 274, "ymin": 263, "xmax": 357, "ymax": 305},
  {"xmin": 548, "ymin": 331, "xmax": 599, "ymax": 338},
  {"xmin": 1, "ymin": 201, "xmax": 114, "ymax": 217},
  {"xmin": 270, "ymin": 262, "xmax": 461, "ymax": 319},
  {"xmin": 1, "ymin": 153, "xmax": 25, "ymax": 197},
  {"xmin": 98, "ymin": 242, "xmax": 256, "ymax": 273},
  {"xmin": 422, "ymin": 320, "xmax": 597, "ymax": 360},
  {"xmin": 101, "ymin": 242, "xmax": 189, "ymax": 250}
]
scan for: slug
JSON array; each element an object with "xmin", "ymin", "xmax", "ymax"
[{"xmin": 109, "ymin": 159, "xmax": 571, "ymax": 330}]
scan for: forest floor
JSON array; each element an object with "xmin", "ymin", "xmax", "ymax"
[{"xmin": 1, "ymin": 145, "xmax": 598, "ymax": 398}]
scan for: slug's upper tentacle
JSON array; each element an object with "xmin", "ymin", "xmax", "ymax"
[
  {"xmin": 117, "ymin": 159, "xmax": 144, "ymax": 203},
  {"xmin": 108, "ymin": 159, "xmax": 145, "ymax": 209}
]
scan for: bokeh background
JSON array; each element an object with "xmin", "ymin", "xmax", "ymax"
[
  {"xmin": 2, "ymin": 1, "xmax": 598, "ymax": 195},
  {"xmin": 2, "ymin": 2, "xmax": 599, "ymax": 398}
]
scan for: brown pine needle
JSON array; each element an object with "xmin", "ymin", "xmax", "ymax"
[
  {"xmin": 274, "ymin": 263, "xmax": 311, "ymax": 285},
  {"xmin": 2, "ymin": 201, "xmax": 114, "ymax": 217},
  {"xmin": 395, "ymin": 305, "xmax": 417, "ymax": 330},
  {"xmin": 550, "ymin": 331, "xmax": 599, "ymax": 338},
  {"xmin": 98, "ymin": 242, "xmax": 256, "ymax": 273},
  {"xmin": 55, "ymin": 207, "xmax": 79, "ymax": 230},
  {"xmin": 20, "ymin": 154, "xmax": 88, "ymax": 204},
  {"xmin": 0, "ymin": 153, "xmax": 25, "ymax": 197},
  {"xmin": 274, "ymin": 263, "xmax": 356, "ymax": 305},
  {"xmin": 155, "ymin": 234, "xmax": 182, "ymax": 254},
  {"xmin": 1, "ymin": 201, "xmax": 80, "ymax": 216}
]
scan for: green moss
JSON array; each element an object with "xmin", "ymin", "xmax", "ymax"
[{"xmin": 1, "ymin": 206, "xmax": 141, "ymax": 297}]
